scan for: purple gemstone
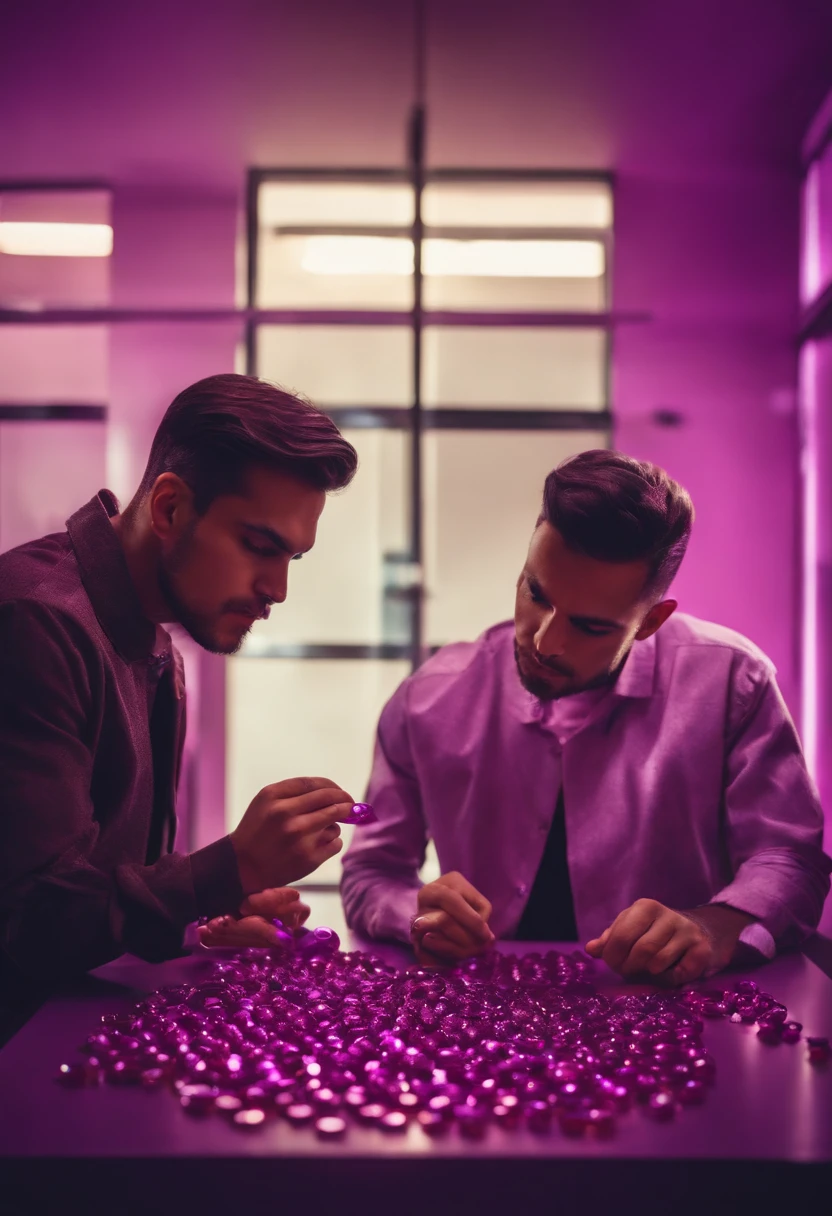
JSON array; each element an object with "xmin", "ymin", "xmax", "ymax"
[
  {"xmin": 678, "ymin": 1080, "xmax": 706, "ymax": 1106},
  {"xmin": 295, "ymin": 927, "xmax": 341, "ymax": 956},
  {"xmin": 315, "ymin": 1115, "xmax": 347, "ymax": 1138},
  {"xmin": 646, "ymin": 1091, "xmax": 675, "ymax": 1121},
  {"xmin": 62, "ymin": 936, "xmax": 803, "ymax": 1140},
  {"xmin": 179, "ymin": 1084, "xmax": 217, "ymax": 1115},
  {"xmin": 781, "ymin": 1021, "xmax": 802, "ymax": 1044},
  {"xmin": 807, "ymin": 1037, "xmax": 831, "ymax": 1064},
  {"xmin": 55, "ymin": 1063, "xmax": 88, "ymax": 1089},
  {"xmin": 344, "ymin": 803, "xmax": 378, "ymax": 826},
  {"xmin": 417, "ymin": 1109, "xmax": 449, "ymax": 1135},
  {"xmin": 558, "ymin": 1109, "xmax": 592, "ymax": 1137},
  {"xmin": 233, "ymin": 1108, "xmax": 267, "ymax": 1129},
  {"xmin": 524, "ymin": 1100, "xmax": 553, "ymax": 1132}
]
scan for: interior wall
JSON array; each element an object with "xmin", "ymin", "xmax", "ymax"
[
  {"xmin": 613, "ymin": 171, "xmax": 802, "ymax": 717},
  {"xmin": 1, "ymin": 0, "xmax": 830, "ymax": 800}
]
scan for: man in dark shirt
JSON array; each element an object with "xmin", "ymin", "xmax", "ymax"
[{"xmin": 0, "ymin": 373, "xmax": 358, "ymax": 1040}]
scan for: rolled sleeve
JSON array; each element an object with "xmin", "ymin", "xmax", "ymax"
[
  {"xmin": 710, "ymin": 668, "xmax": 831, "ymax": 946},
  {"xmin": 340, "ymin": 681, "xmax": 426, "ymax": 944}
]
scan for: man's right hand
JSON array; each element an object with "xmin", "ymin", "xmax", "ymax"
[
  {"xmin": 410, "ymin": 872, "xmax": 495, "ymax": 965},
  {"xmin": 230, "ymin": 777, "xmax": 354, "ymax": 895}
]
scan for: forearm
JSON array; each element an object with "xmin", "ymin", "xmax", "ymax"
[
  {"xmin": 1, "ymin": 837, "xmax": 244, "ymax": 981},
  {"xmin": 710, "ymin": 847, "xmax": 832, "ymax": 948},
  {"xmin": 340, "ymin": 863, "xmax": 421, "ymax": 945},
  {"xmin": 683, "ymin": 903, "xmax": 755, "ymax": 964}
]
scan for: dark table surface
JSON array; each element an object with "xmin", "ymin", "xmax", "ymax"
[{"xmin": 1, "ymin": 892, "xmax": 830, "ymax": 1215}]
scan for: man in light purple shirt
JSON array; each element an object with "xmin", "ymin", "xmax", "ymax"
[{"xmin": 341, "ymin": 451, "xmax": 831, "ymax": 985}]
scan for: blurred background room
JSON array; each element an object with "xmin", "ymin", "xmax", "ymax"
[{"xmin": 1, "ymin": 0, "xmax": 831, "ymax": 907}]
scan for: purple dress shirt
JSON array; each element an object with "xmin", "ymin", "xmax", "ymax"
[
  {"xmin": 0, "ymin": 492, "xmax": 243, "ymax": 1020},
  {"xmin": 341, "ymin": 616, "xmax": 831, "ymax": 952}
]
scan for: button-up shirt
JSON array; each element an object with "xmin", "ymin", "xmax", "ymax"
[
  {"xmin": 340, "ymin": 616, "xmax": 830, "ymax": 951},
  {"xmin": 0, "ymin": 491, "xmax": 243, "ymax": 1016}
]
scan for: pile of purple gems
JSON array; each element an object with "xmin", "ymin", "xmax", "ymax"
[{"xmin": 57, "ymin": 925, "xmax": 830, "ymax": 1139}]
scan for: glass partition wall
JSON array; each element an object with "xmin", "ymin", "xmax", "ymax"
[
  {"xmin": 228, "ymin": 170, "xmax": 614, "ymax": 885},
  {"xmin": 0, "ymin": 186, "xmax": 110, "ymax": 553}
]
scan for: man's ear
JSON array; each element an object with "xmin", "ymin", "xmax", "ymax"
[
  {"xmin": 148, "ymin": 473, "xmax": 193, "ymax": 542},
  {"xmin": 635, "ymin": 598, "xmax": 677, "ymax": 641}
]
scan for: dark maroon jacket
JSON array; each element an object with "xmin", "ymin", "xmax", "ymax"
[{"xmin": 0, "ymin": 491, "xmax": 243, "ymax": 1018}]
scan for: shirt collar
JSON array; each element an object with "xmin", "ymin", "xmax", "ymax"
[
  {"xmin": 502, "ymin": 623, "xmax": 657, "ymax": 725},
  {"xmin": 612, "ymin": 631, "xmax": 657, "ymax": 699},
  {"xmin": 66, "ymin": 490, "xmax": 158, "ymax": 663}
]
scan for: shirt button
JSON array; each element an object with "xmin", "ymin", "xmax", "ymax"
[{"xmin": 516, "ymin": 883, "xmax": 528, "ymax": 897}]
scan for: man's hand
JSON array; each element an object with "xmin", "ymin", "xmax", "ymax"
[
  {"xmin": 410, "ymin": 872, "xmax": 495, "ymax": 966},
  {"xmin": 585, "ymin": 899, "xmax": 754, "ymax": 986},
  {"xmin": 230, "ymin": 777, "xmax": 354, "ymax": 894},
  {"xmin": 198, "ymin": 887, "xmax": 310, "ymax": 949}
]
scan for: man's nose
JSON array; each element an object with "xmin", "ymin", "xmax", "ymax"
[
  {"xmin": 535, "ymin": 610, "xmax": 568, "ymax": 657},
  {"xmin": 255, "ymin": 563, "xmax": 288, "ymax": 605}
]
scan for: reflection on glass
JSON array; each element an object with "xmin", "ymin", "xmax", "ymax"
[
  {"xmin": 257, "ymin": 325, "xmax": 413, "ymax": 406},
  {"xmin": 226, "ymin": 658, "xmax": 410, "ymax": 884},
  {"xmin": 241, "ymin": 429, "xmax": 409, "ymax": 647},
  {"xmin": 423, "ymin": 430, "xmax": 608, "ymax": 646},
  {"xmin": 422, "ymin": 327, "xmax": 606, "ymax": 408}
]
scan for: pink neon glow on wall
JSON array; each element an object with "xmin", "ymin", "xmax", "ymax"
[{"xmin": 799, "ymin": 340, "xmax": 819, "ymax": 781}]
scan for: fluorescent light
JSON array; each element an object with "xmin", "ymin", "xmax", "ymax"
[
  {"xmin": 0, "ymin": 222, "xmax": 113, "ymax": 257},
  {"xmin": 801, "ymin": 163, "xmax": 821, "ymax": 306},
  {"xmin": 300, "ymin": 236, "xmax": 604, "ymax": 278},
  {"xmin": 260, "ymin": 182, "xmax": 414, "ymax": 227},
  {"xmin": 301, "ymin": 236, "xmax": 413, "ymax": 276},
  {"xmin": 800, "ymin": 342, "xmax": 819, "ymax": 780},
  {"xmin": 422, "ymin": 184, "xmax": 612, "ymax": 228},
  {"xmin": 427, "ymin": 239, "xmax": 603, "ymax": 277}
]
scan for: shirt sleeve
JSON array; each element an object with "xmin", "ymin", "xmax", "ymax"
[
  {"xmin": 0, "ymin": 600, "xmax": 243, "ymax": 984},
  {"xmin": 340, "ymin": 678, "xmax": 427, "ymax": 944},
  {"xmin": 709, "ymin": 659, "xmax": 831, "ymax": 948}
]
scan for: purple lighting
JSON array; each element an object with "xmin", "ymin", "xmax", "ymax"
[
  {"xmin": 54, "ymin": 932, "xmax": 822, "ymax": 1140},
  {"xmin": 799, "ymin": 340, "xmax": 819, "ymax": 784}
]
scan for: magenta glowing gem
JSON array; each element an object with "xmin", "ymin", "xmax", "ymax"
[
  {"xmin": 343, "ymin": 802, "xmax": 378, "ymax": 826},
  {"xmin": 807, "ymin": 1036, "xmax": 831, "ymax": 1064},
  {"xmin": 233, "ymin": 1108, "xmax": 267, "ymax": 1128},
  {"xmin": 57, "ymin": 938, "xmax": 801, "ymax": 1142},
  {"xmin": 294, "ymin": 926, "xmax": 341, "ymax": 955},
  {"xmin": 315, "ymin": 1115, "xmax": 347, "ymax": 1138}
]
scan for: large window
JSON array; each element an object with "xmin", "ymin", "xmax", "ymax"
[{"xmin": 228, "ymin": 170, "xmax": 613, "ymax": 884}]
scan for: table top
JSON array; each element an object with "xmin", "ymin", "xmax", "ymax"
[{"xmin": 1, "ymin": 892, "xmax": 830, "ymax": 1164}]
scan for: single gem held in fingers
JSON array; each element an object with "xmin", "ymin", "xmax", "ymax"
[{"xmin": 344, "ymin": 803, "xmax": 378, "ymax": 825}]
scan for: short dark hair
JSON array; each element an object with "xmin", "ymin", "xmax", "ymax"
[
  {"xmin": 137, "ymin": 374, "xmax": 358, "ymax": 512},
  {"xmin": 540, "ymin": 449, "xmax": 694, "ymax": 600}
]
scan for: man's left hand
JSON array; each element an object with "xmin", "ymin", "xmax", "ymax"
[
  {"xmin": 585, "ymin": 899, "xmax": 754, "ymax": 986},
  {"xmin": 198, "ymin": 887, "xmax": 310, "ymax": 949}
]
